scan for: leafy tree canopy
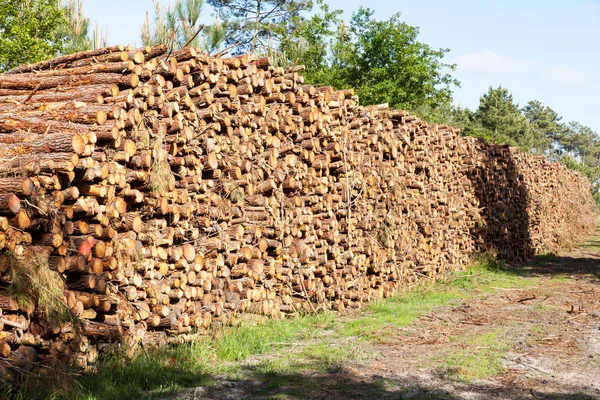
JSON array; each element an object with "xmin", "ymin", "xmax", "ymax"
[
  {"xmin": 0, "ymin": 0, "xmax": 67, "ymax": 71},
  {"xmin": 0, "ymin": 0, "xmax": 103, "ymax": 71},
  {"xmin": 277, "ymin": 5, "xmax": 459, "ymax": 113}
]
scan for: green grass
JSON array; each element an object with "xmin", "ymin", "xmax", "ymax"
[
  {"xmin": 581, "ymin": 239, "xmax": 600, "ymax": 252},
  {"xmin": 30, "ymin": 313, "xmax": 339, "ymax": 400},
  {"xmin": 443, "ymin": 328, "xmax": 512, "ymax": 383},
  {"xmin": 213, "ymin": 312, "xmax": 336, "ymax": 362},
  {"xmin": 341, "ymin": 255, "xmax": 539, "ymax": 341},
  {"xmin": 7, "ymin": 254, "xmax": 543, "ymax": 400},
  {"xmin": 341, "ymin": 289, "xmax": 461, "ymax": 340}
]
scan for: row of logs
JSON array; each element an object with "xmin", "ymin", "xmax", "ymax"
[{"xmin": 0, "ymin": 44, "xmax": 595, "ymax": 376}]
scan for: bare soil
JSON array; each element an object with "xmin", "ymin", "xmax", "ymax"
[{"xmin": 171, "ymin": 238, "xmax": 600, "ymax": 400}]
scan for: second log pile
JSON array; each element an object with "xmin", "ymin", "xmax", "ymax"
[{"xmin": 0, "ymin": 45, "xmax": 595, "ymax": 373}]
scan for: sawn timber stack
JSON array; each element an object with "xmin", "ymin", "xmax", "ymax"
[{"xmin": 0, "ymin": 45, "xmax": 595, "ymax": 374}]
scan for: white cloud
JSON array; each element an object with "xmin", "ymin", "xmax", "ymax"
[{"xmin": 452, "ymin": 50, "xmax": 596, "ymax": 86}]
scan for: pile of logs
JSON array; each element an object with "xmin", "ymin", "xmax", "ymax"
[
  {"xmin": 0, "ymin": 45, "xmax": 595, "ymax": 375},
  {"xmin": 464, "ymin": 139, "xmax": 595, "ymax": 260}
]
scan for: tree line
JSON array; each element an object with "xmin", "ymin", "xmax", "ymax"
[{"xmin": 1, "ymin": 0, "xmax": 599, "ymax": 201}]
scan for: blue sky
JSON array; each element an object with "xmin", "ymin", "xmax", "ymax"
[{"xmin": 82, "ymin": 0, "xmax": 600, "ymax": 132}]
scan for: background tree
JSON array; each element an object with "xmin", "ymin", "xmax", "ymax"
[
  {"xmin": 0, "ymin": 0, "xmax": 104, "ymax": 71},
  {"xmin": 207, "ymin": 0, "xmax": 313, "ymax": 53},
  {"xmin": 142, "ymin": 0, "xmax": 224, "ymax": 53},
  {"xmin": 275, "ymin": 1, "xmax": 343, "ymax": 74},
  {"xmin": 473, "ymin": 86, "xmax": 532, "ymax": 149},
  {"xmin": 278, "ymin": 6, "xmax": 458, "ymax": 115},
  {"xmin": 57, "ymin": 0, "xmax": 107, "ymax": 54},
  {"xmin": 521, "ymin": 100, "xmax": 563, "ymax": 157},
  {"xmin": 0, "ymin": 0, "xmax": 66, "ymax": 71},
  {"xmin": 342, "ymin": 8, "xmax": 458, "ymax": 112}
]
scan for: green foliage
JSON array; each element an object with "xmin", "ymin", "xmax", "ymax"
[
  {"xmin": 474, "ymin": 86, "xmax": 533, "ymax": 149},
  {"xmin": 141, "ymin": 0, "xmax": 224, "ymax": 53},
  {"xmin": 57, "ymin": 0, "xmax": 99, "ymax": 54},
  {"xmin": 0, "ymin": 0, "xmax": 66, "ymax": 71},
  {"xmin": 207, "ymin": 0, "xmax": 314, "ymax": 53},
  {"xmin": 521, "ymin": 100, "xmax": 563, "ymax": 157},
  {"xmin": 276, "ymin": 1, "xmax": 342, "ymax": 70},
  {"xmin": 343, "ymin": 8, "xmax": 458, "ymax": 112},
  {"xmin": 0, "ymin": 0, "xmax": 103, "ymax": 71},
  {"xmin": 282, "ymin": 5, "xmax": 459, "ymax": 113}
]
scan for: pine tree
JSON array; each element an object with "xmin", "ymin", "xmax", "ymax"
[
  {"xmin": 521, "ymin": 100, "xmax": 563, "ymax": 156},
  {"xmin": 58, "ymin": 0, "xmax": 106, "ymax": 54},
  {"xmin": 475, "ymin": 86, "xmax": 533, "ymax": 149},
  {"xmin": 207, "ymin": 0, "xmax": 313, "ymax": 53},
  {"xmin": 142, "ymin": 0, "xmax": 223, "ymax": 53}
]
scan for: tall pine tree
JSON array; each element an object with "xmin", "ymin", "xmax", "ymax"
[{"xmin": 475, "ymin": 86, "xmax": 533, "ymax": 150}]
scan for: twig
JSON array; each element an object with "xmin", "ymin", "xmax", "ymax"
[
  {"xmin": 212, "ymin": 42, "xmax": 243, "ymax": 58},
  {"xmin": 299, "ymin": 276, "xmax": 317, "ymax": 315},
  {"xmin": 183, "ymin": 24, "xmax": 205, "ymax": 48},
  {"xmin": 504, "ymin": 356, "xmax": 553, "ymax": 376},
  {"xmin": 1, "ymin": 318, "xmax": 25, "ymax": 330},
  {"xmin": 24, "ymin": 83, "xmax": 41, "ymax": 103},
  {"xmin": 22, "ymin": 199, "xmax": 47, "ymax": 216},
  {"xmin": 517, "ymin": 294, "xmax": 537, "ymax": 303},
  {"xmin": 458, "ymin": 320, "xmax": 484, "ymax": 326}
]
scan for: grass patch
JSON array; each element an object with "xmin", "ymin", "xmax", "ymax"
[
  {"xmin": 581, "ymin": 239, "xmax": 600, "ymax": 252},
  {"xmin": 342, "ymin": 290, "xmax": 461, "ymax": 340},
  {"xmin": 72, "ymin": 345, "xmax": 212, "ymax": 400},
  {"xmin": 341, "ymin": 255, "xmax": 539, "ymax": 340},
  {"xmin": 30, "ymin": 313, "xmax": 339, "ymax": 399},
  {"xmin": 214, "ymin": 312, "xmax": 337, "ymax": 362},
  {"xmin": 443, "ymin": 328, "xmax": 512, "ymax": 382},
  {"xmin": 248, "ymin": 342, "xmax": 359, "ymax": 396}
]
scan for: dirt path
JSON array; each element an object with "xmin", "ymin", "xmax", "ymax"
[
  {"xmin": 346, "ymin": 249, "xmax": 600, "ymax": 400},
  {"xmin": 171, "ymin": 238, "xmax": 600, "ymax": 400}
]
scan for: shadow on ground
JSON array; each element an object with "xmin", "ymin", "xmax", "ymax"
[
  {"xmin": 189, "ymin": 365, "xmax": 600, "ymax": 400},
  {"xmin": 492, "ymin": 238, "xmax": 600, "ymax": 281}
]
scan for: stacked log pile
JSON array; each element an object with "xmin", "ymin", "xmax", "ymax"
[
  {"xmin": 464, "ymin": 139, "xmax": 596, "ymax": 260},
  {"xmin": 0, "ymin": 45, "xmax": 595, "ymax": 375}
]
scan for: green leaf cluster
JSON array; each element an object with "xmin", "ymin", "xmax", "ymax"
[
  {"xmin": 0, "ymin": 0, "xmax": 66, "ymax": 71},
  {"xmin": 0, "ymin": 0, "xmax": 103, "ymax": 72},
  {"xmin": 277, "ymin": 4, "xmax": 459, "ymax": 113}
]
